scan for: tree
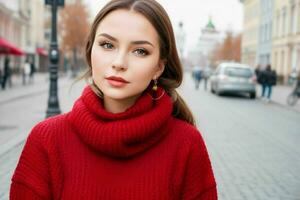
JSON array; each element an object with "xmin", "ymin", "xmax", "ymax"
[
  {"xmin": 209, "ymin": 31, "xmax": 241, "ymax": 67},
  {"xmin": 59, "ymin": 0, "xmax": 90, "ymax": 74}
]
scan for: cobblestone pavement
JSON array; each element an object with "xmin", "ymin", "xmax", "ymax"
[
  {"xmin": 1, "ymin": 72, "xmax": 300, "ymax": 199},
  {"xmin": 179, "ymin": 74, "xmax": 300, "ymax": 200},
  {"xmin": 0, "ymin": 143, "xmax": 23, "ymax": 200}
]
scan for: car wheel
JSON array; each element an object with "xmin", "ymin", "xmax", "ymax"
[{"xmin": 250, "ymin": 92, "xmax": 256, "ymax": 99}]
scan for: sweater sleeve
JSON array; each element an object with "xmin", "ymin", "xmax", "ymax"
[
  {"xmin": 181, "ymin": 133, "xmax": 217, "ymax": 200},
  {"xmin": 10, "ymin": 126, "xmax": 51, "ymax": 200}
]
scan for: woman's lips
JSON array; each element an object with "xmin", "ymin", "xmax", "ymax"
[{"xmin": 105, "ymin": 76, "xmax": 129, "ymax": 87}]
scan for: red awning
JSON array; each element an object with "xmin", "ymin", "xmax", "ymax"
[
  {"xmin": 36, "ymin": 47, "xmax": 48, "ymax": 56},
  {"xmin": 0, "ymin": 37, "xmax": 24, "ymax": 56}
]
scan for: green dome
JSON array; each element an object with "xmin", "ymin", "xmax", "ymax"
[{"xmin": 206, "ymin": 17, "xmax": 215, "ymax": 30}]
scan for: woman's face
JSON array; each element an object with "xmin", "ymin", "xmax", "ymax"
[{"xmin": 91, "ymin": 9, "xmax": 165, "ymax": 102}]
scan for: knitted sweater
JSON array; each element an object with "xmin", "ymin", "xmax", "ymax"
[{"xmin": 10, "ymin": 86, "xmax": 217, "ymax": 200}]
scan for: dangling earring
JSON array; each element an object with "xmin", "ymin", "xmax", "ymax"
[
  {"xmin": 152, "ymin": 79, "xmax": 158, "ymax": 91},
  {"xmin": 148, "ymin": 78, "xmax": 165, "ymax": 100}
]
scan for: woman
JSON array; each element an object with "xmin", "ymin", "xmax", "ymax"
[{"xmin": 10, "ymin": 0, "xmax": 217, "ymax": 199}]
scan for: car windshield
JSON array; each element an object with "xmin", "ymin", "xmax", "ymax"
[{"xmin": 225, "ymin": 67, "xmax": 253, "ymax": 78}]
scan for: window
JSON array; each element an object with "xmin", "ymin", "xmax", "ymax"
[
  {"xmin": 281, "ymin": 51, "xmax": 285, "ymax": 74},
  {"xmin": 224, "ymin": 67, "xmax": 253, "ymax": 78},
  {"xmin": 290, "ymin": 5, "xmax": 295, "ymax": 34},
  {"xmin": 266, "ymin": 23, "xmax": 268, "ymax": 41},
  {"xmin": 276, "ymin": 11, "xmax": 280, "ymax": 37},
  {"xmin": 282, "ymin": 8, "xmax": 286, "ymax": 37}
]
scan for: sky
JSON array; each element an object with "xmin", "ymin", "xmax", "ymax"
[{"xmin": 83, "ymin": 0, "xmax": 244, "ymax": 50}]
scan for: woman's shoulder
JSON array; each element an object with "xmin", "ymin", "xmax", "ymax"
[
  {"xmin": 169, "ymin": 117, "xmax": 204, "ymax": 145},
  {"xmin": 28, "ymin": 114, "xmax": 69, "ymax": 141}
]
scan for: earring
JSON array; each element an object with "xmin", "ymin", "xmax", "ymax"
[{"xmin": 152, "ymin": 79, "xmax": 158, "ymax": 91}]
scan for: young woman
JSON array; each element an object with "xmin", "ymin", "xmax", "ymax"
[{"xmin": 10, "ymin": 0, "xmax": 217, "ymax": 199}]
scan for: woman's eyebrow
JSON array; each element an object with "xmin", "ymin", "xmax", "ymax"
[{"xmin": 97, "ymin": 33, "xmax": 154, "ymax": 47}]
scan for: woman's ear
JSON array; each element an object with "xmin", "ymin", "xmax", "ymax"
[{"xmin": 154, "ymin": 59, "xmax": 166, "ymax": 79}]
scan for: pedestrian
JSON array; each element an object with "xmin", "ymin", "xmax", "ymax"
[
  {"xmin": 0, "ymin": 68, "xmax": 2, "ymax": 86},
  {"xmin": 293, "ymin": 71, "xmax": 300, "ymax": 94},
  {"xmin": 202, "ymin": 67, "xmax": 211, "ymax": 91},
  {"xmin": 22, "ymin": 59, "xmax": 31, "ymax": 85},
  {"xmin": 192, "ymin": 65, "xmax": 202, "ymax": 90},
  {"xmin": 1, "ymin": 56, "xmax": 11, "ymax": 90},
  {"xmin": 255, "ymin": 64, "xmax": 261, "ymax": 80},
  {"xmin": 10, "ymin": 0, "xmax": 217, "ymax": 199},
  {"xmin": 259, "ymin": 64, "xmax": 277, "ymax": 102},
  {"xmin": 29, "ymin": 59, "xmax": 35, "ymax": 83}
]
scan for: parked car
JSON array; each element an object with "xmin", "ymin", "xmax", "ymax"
[{"xmin": 210, "ymin": 62, "xmax": 256, "ymax": 99}]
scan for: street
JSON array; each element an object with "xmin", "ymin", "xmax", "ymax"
[{"xmin": 1, "ymin": 72, "xmax": 300, "ymax": 200}]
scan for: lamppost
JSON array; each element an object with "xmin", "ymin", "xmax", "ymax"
[{"xmin": 45, "ymin": 0, "xmax": 64, "ymax": 118}]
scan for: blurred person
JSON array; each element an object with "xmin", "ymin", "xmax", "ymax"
[
  {"xmin": 29, "ymin": 59, "xmax": 35, "ymax": 83},
  {"xmin": 10, "ymin": 0, "xmax": 217, "ymax": 199},
  {"xmin": 259, "ymin": 64, "xmax": 277, "ymax": 102},
  {"xmin": 255, "ymin": 64, "xmax": 261, "ymax": 82},
  {"xmin": 192, "ymin": 65, "xmax": 202, "ymax": 90},
  {"xmin": 286, "ymin": 71, "xmax": 300, "ymax": 106},
  {"xmin": 22, "ymin": 59, "xmax": 31, "ymax": 85},
  {"xmin": 293, "ymin": 71, "xmax": 300, "ymax": 95},
  {"xmin": 202, "ymin": 66, "xmax": 211, "ymax": 91},
  {"xmin": 1, "ymin": 56, "xmax": 11, "ymax": 90},
  {"xmin": 0, "ymin": 68, "xmax": 2, "ymax": 86}
]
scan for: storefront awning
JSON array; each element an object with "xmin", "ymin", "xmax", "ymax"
[
  {"xmin": 36, "ymin": 47, "xmax": 48, "ymax": 56},
  {"xmin": 0, "ymin": 37, "xmax": 24, "ymax": 56}
]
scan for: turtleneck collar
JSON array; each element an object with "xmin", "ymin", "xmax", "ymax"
[{"xmin": 67, "ymin": 86, "xmax": 173, "ymax": 158}]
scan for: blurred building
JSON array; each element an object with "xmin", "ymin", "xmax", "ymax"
[
  {"xmin": 187, "ymin": 17, "xmax": 220, "ymax": 68},
  {"xmin": 258, "ymin": 0, "xmax": 273, "ymax": 66},
  {"xmin": 241, "ymin": 0, "xmax": 300, "ymax": 83},
  {"xmin": 272, "ymin": 0, "xmax": 300, "ymax": 82},
  {"xmin": 198, "ymin": 17, "xmax": 220, "ymax": 67},
  {"xmin": 27, "ymin": 0, "xmax": 48, "ymax": 72},
  {"xmin": 0, "ymin": 0, "xmax": 48, "ymax": 73},
  {"xmin": 240, "ymin": 0, "xmax": 260, "ymax": 68},
  {"xmin": 0, "ymin": 0, "xmax": 28, "ymax": 72},
  {"xmin": 175, "ymin": 22, "xmax": 186, "ymax": 62}
]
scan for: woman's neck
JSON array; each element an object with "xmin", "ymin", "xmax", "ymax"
[{"xmin": 103, "ymin": 94, "xmax": 141, "ymax": 113}]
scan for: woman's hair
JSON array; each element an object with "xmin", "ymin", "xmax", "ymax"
[{"xmin": 83, "ymin": 0, "xmax": 195, "ymax": 125}]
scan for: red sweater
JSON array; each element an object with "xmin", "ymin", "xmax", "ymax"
[{"xmin": 10, "ymin": 86, "xmax": 217, "ymax": 200}]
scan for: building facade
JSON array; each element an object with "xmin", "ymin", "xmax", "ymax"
[
  {"xmin": 241, "ymin": 0, "xmax": 300, "ymax": 82},
  {"xmin": 258, "ymin": 0, "xmax": 273, "ymax": 66},
  {"xmin": 0, "ymin": 0, "xmax": 29, "ymax": 71},
  {"xmin": 175, "ymin": 22, "xmax": 186, "ymax": 61},
  {"xmin": 187, "ymin": 18, "xmax": 221, "ymax": 68},
  {"xmin": 240, "ymin": 0, "xmax": 260, "ymax": 68},
  {"xmin": 0, "ymin": 0, "xmax": 48, "ymax": 72},
  {"xmin": 272, "ymin": 0, "xmax": 300, "ymax": 82}
]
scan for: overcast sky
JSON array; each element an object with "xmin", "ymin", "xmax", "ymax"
[{"xmin": 83, "ymin": 0, "xmax": 244, "ymax": 49}]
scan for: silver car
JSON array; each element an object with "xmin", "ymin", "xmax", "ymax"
[{"xmin": 210, "ymin": 62, "xmax": 256, "ymax": 99}]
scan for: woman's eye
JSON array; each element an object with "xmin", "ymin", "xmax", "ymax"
[
  {"xmin": 99, "ymin": 42, "xmax": 114, "ymax": 49},
  {"xmin": 133, "ymin": 48, "xmax": 149, "ymax": 56}
]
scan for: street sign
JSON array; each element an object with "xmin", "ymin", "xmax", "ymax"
[{"xmin": 45, "ymin": 0, "xmax": 64, "ymax": 6}]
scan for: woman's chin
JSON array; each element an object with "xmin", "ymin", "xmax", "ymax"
[{"xmin": 103, "ymin": 90, "xmax": 141, "ymax": 101}]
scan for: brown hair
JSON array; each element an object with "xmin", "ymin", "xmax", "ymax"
[{"xmin": 83, "ymin": 0, "xmax": 195, "ymax": 125}]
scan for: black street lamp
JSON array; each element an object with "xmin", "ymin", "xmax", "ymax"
[{"xmin": 45, "ymin": 0, "xmax": 64, "ymax": 118}]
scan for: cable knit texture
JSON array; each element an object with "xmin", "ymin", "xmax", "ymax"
[{"xmin": 10, "ymin": 86, "xmax": 217, "ymax": 200}]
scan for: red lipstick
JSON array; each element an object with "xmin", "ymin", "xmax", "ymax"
[{"xmin": 105, "ymin": 76, "xmax": 129, "ymax": 87}]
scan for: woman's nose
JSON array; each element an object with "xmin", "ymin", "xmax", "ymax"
[{"xmin": 112, "ymin": 51, "xmax": 128, "ymax": 71}]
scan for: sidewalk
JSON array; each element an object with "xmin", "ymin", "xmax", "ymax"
[
  {"xmin": 257, "ymin": 84, "xmax": 300, "ymax": 113},
  {"xmin": 1, "ymin": 73, "xmax": 57, "ymax": 104},
  {"xmin": 0, "ymin": 72, "xmax": 85, "ymax": 156}
]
